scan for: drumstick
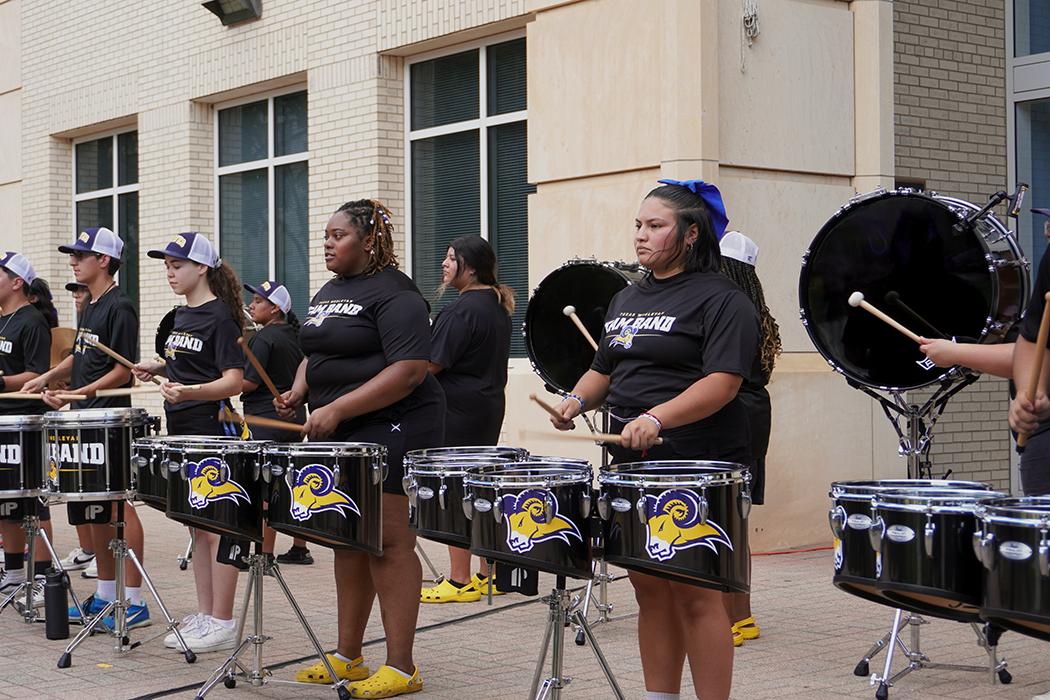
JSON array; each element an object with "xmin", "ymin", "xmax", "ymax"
[
  {"xmin": 238, "ymin": 337, "xmax": 283, "ymax": 402},
  {"xmin": 81, "ymin": 336, "xmax": 164, "ymax": 385},
  {"xmin": 0, "ymin": 392, "xmax": 88, "ymax": 400},
  {"xmin": 518, "ymin": 428, "xmax": 663, "ymax": 446},
  {"xmin": 96, "ymin": 384, "xmax": 203, "ymax": 397},
  {"xmin": 222, "ymin": 410, "xmax": 303, "ymax": 432},
  {"xmin": 1018, "ymin": 292, "xmax": 1050, "ymax": 450},
  {"xmin": 563, "ymin": 306, "xmax": 599, "ymax": 351},
  {"xmin": 885, "ymin": 291, "xmax": 948, "ymax": 340},
  {"xmin": 848, "ymin": 292, "xmax": 922, "ymax": 344},
  {"xmin": 530, "ymin": 393, "xmax": 570, "ymax": 421}
]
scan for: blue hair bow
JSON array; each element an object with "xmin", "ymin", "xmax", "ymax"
[{"xmin": 657, "ymin": 179, "xmax": 730, "ymax": 241}]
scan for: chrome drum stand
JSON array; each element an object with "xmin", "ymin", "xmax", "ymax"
[{"xmin": 0, "ymin": 510, "xmax": 82, "ymax": 621}]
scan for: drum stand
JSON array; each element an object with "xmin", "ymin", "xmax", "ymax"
[
  {"xmin": 178, "ymin": 530, "xmax": 194, "ymax": 571},
  {"xmin": 415, "ymin": 541, "xmax": 443, "ymax": 583},
  {"xmin": 858, "ymin": 609, "xmax": 1010, "ymax": 700},
  {"xmin": 193, "ymin": 545, "xmax": 351, "ymax": 700},
  {"xmin": 0, "ymin": 510, "xmax": 85, "ymax": 622},
  {"xmin": 57, "ymin": 501, "xmax": 195, "ymax": 666},
  {"xmin": 529, "ymin": 575, "xmax": 626, "ymax": 700}
]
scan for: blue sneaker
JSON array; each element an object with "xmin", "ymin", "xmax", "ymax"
[
  {"xmin": 69, "ymin": 592, "xmax": 109, "ymax": 622},
  {"xmin": 102, "ymin": 602, "xmax": 151, "ymax": 630}
]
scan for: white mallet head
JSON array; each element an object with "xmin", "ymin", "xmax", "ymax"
[
  {"xmin": 848, "ymin": 292, "xmax": 865, "ymax": 307},
  {"xmin": 563, "ymin": 305, "xmax": 577, "ymax": 316}
]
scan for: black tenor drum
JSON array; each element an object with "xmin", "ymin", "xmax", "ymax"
[
  {"xmin": 598, "ymin": 461, "xmax": 751, "ymax": 593},
  {"xmin": 44, "ymin": 408, "xmax": 154, "ymax": 501},
  {"xmin": 975, "ymin": 497, "xmax": 1050, "ymax": 641},
  {"xmin": 403, "ymin": 446, "xmax": 528, "ymax": 548},
  {"xmin": 264, "ymin": 443, "xmax": 386, "ymax": 555},
  {"xmin": 829, "ymin": 479, "xmax": 993, "ymax": 606},
  {"xmin": 524, "ymin": 259, "xmax": 644, "ymax": 393},
  {"xmin": 131, "ymin": 436, "xmax": 229, "ymax": 512},
  {"xmin": 464, "ymin": 461, "xmax": 593, "ymax": 579},
  {"xmin": 166, "ymin": 438, "xmax": 269, "ymax": 542},
  {"xmin": 800, "ymin": 188, "xmax": 1028, "ymax": 391},
  {"xmin": 0, "ymin": 415, "xmax": 47, "ymax": 498},
  {"xmin": 872, "ymin": 486, "xmax": 1005, "ymax": 621}
]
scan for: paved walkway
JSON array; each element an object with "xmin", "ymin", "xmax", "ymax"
[{"xmin": 1, "ymin": 506, "xmax": 1048, "ymax": 700}]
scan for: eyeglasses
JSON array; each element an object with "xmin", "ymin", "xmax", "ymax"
[{"xmin": 68, "ymin": 251, "xmax": 101, "ymax": 262}]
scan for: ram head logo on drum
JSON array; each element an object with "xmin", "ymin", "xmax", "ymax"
[
  {"xmin": 645, "ymin": 489, "xmax": 733, "ymax": 562},
  {"xmin": 290, "ymin": 464, "xmax": 359, "ymax": 522},
  {"xmin": 186, "ymin": 458, "xmax": 250, "ymax": 510},
  {"xmin": 502, "ymin": 488, "xmax": 582, "ymax": 554}
]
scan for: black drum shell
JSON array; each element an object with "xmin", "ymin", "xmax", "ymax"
[
  {"xmin": 599, "ymin": 462, "xmax": 750, "ymax": 593},
  {"xmin": 874, "ymin": 488, "xmax": 1004, "ymax": 622},
  {"xmin": 131, "ymin": 437, "xmax": 169, "ymax": 511},
  {"xmin": 265, "ymin": 444, "xmax": 385, "ymax": 555},
  {"xmin": 166, "ymin": 441, "xmax": 267, "ymax": 543},
  {"xmin": 977, "ymin": 498, "xmax": 1050, "ymax": 642},
  {"xmin": 465, "ymin": 463, "xmax": 592, "ymax": 580},
  {"xmin": 45, "ymin": 409, "xmax": 152, "ymax": 501},
  {"xmin": 0, "ymin": 416, "xmax": 46, "ymax": 497}
]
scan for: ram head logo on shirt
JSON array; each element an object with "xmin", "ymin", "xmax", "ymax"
[
  {"xmin": 610, "ymin": 324, "xmax": 638, "ymax": 349},
  {"xmin": 645, "ymin": 489, "xmax": 733, "ymax": 562},
  {"xmin": 290, "ymin": 464, "xmax": 359, "ymax": 522},
  {"xmin": 501, "ymin": 488, "xmax": 582, "ymax": 554},
  {"xmin": 186, "ymin": 457, "xmax": 250, "ymax": 509}
]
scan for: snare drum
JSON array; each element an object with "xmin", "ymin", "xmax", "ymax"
[
  {"xmin": 871, "ymin": 486, "xmax": 1005, "ymax": 622},
  {"xmin": 0, "ymin": 415, "xmax": 47, "ymax": 498},
  {"xmin": 975, "ymin": 497, "xmax": 1050, "ymax": 641},
  {"xmin": 464, "ymin": 461, "xmax": 593, "ymax": 579},
  {"xmin": 404, "ymin": 447, "xmax": 528, "ymax": 548},
  {"xmin": 598, "ymin": 461, "xmax": 751, "ymax": 593},
  {"xmin": 44, "ymin": 408, "xmax": 154, "ymax": 502},
  {"xmin": 829, "ymin": 479, "xmax": 993, "ymax": 605},
  {"xmin": 131, "ymin": 436, "xmax": 230, "ymax": 512},
  {"xmin": 264, "ymin": 443, "xmax": 386, "ymax": 555},
  {"xmin": 165, "ymin": 438, "xmax": 269, "ymax": 542}
]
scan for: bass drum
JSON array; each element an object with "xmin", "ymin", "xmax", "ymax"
[
  {"xmin": 524, "ymin": 259, "xmax": 644, "ymax": 393},
  {"xmin": 800, "ymin": 188, "xmax": 1028, "ymax": 391}
]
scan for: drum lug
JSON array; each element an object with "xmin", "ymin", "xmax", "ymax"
[
  {"xmin": 868, "ymin": 516, "xmax": 886, "ymax": 553},
  {"xmin": 828, "ymin": 505, "xmax": 846, "ymax": 539},
  {"xmin": 636, "ymin": 496, "xmax": 647, "ymax": 525},
  {"xmin": 697, "ymin": 490, "xmax": 709, "ymax": 526},
  {"xmin": 461, "ymin": 494, "xmax": 474, "ymax": 521},
  {"xmin": 581, "ymin": 489, "xmax": 592, "ymax": 518},
  {"xmin": 738, "ymin": 493, "xmax": 752, "ymax": 520},
  {"xmin": 261, "ymin": 460, "xmax": 271, "ymax": 484},
  {"xmin": 1040, "ymin": 535, "xmax": 1050, "ymax": 578},
  {"xmin": 543, "ymin": 491, "xmax": 555, "ymax": 524},
  {"xmin": 923, "ymin": 521, "xmax": 936, "ymax": 558},
  {"xmin": 219, "ymin": 459, "xmax": 230, "ymax": 483},
  {"xmin": 973, "ymin": 531, "xmax": 996, "ymax": 570},
  {"xmin": 402, "ymin": 474, "xmax": 417, "ymax": 507},
  {"xmin": 251, "ymin": 459, "xmax": 260, "ymax": 483},
  {"xmin": 597, "ymin": 492, "xmax": 611, "ymax": 521},
  {"xmin": 439, "ymin": 483, "xmax": 448, "ymax": 511},
  {"xmin": 493, "ymin": 494, "xmax": 503, "ymax": 523}
]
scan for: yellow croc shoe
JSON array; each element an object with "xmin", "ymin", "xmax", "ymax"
[
  {"xmin": 420, "ymin": 578, "xmax": 480, "ymax": 603},
  {"xmin": 471, "ymin": 573, "xmax": 505, "ymax": 596},
  {"xmin": 733, "ymin": 616, "xmax": 760, "ymax": 641},
  {"xmin": 348, "ymin": 664, "xmax": 422, "ymax": 697},
  {"xmin": 295, "ymin": 654, "xmax": 369, "ymax": 683}
]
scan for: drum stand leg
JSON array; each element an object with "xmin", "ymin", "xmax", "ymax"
[
  {"xmin": 192, "ymin": 548, "xmax": 351, "ymax": 700},
  {"xmin": 178, "ymin": 530, "xmax": 195, "ymax": 571},
  {"xmin": 528, "ymin": 576, "xmax": 626, "ymax": 700},
  {"xmin": 57, "ymin": 502, "xmax": 194, "ymax": 668},
  {"xmin": 0, "ymin": 513, "xmax": 87, "ymax": 623},
  {"xmin": 415, "ymin": 541, "xmax": 442, "ymax": 583}
]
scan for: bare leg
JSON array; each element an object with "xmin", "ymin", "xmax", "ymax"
[
  {"xmin": 629, "ymin": 571, "xmax": 686, "ymax": 694},
  {"xmin": 368, "ymin": 493, "xmax": 421, "ymax": 672},
  {"xmin": 334, "ymin": 548, "xmax": 375, "ymax": 660},
  {"xmin": 75, "ymin": 523, "xmax": 93, "ymax": 551},
  {"xmin": 447, "ymin": 545, "xmax": 472, "ymax": 584},
  {"xmin": 672, "ymin": 580, "xmax": 734, "ymax": 700},
  {"xmin": 193, "ymin": 528, "xmax": 218, "ymax": 616},
  {"xmin": 122, "ymin": 506, "xmax": 144, "ymax": 587},
  {"xmin": 210, "ymin": 558, "xmax": 240, "ymax": 621},
  {"xmin": 261, "ymin": 522, "xmax": 277, "ymax": 555}
]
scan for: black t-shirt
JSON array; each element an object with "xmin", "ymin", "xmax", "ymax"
[
  {"xmin": 431, "ymin": 288, "xmax": 510, "ymax": 446},
  {"xmin": 163, "ymin": 299, "xmax": 243, "ymax": 414},
  {"xmin": 241, "ymin": 322, "xmax": 302, "ymax": 415},
  {"xmin": 71, "ymin": 286, "xmax": 137, "ymax": 409},
  {"xmin": 0, "ymin": 304, "xmax": 52, "ymax": 416}
]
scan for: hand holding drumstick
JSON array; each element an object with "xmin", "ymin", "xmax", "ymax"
[{"xmin": 1010, "ymin": 293, "xmax": 1050, "ymax": 447}]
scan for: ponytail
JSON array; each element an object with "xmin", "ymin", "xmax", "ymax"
[
  {"xmin": 285, "ymin": 310, "xmax": 301, "ymax": 336},
  {"xmin": 495, "ymin": 284, "xmax": 515, "ymax": 316},
  {"xmin": 206, "ymin": 262, "xmax": 247, "ymax": 327}
]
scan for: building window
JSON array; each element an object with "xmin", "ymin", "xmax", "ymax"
[
  {"xmin": 216, "ymin": 89, "xmax": 309, "ymax": 317},
  {"xmin": 73, "ymin": 130, "xmax": 139, "ymax": 305},
  {"xmin": 407, "ymin": 35, "xmax": 533, "ymax": 357}
]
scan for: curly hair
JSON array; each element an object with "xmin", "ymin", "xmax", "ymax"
[
  {"xmin": 720, "ymin": 256, "xmax": 781, "ymax": 378},
  {"xmin": 206, "ymin": 262, "xmax": 248, "ymax": 329},
  {"xmin": 333, "ymin": 199, "xmax": 399, "ymax": 276}
]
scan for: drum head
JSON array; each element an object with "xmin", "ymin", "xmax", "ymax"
[
  {"xmin": 800, "ymin": 190, "xmax": 1014, "ymax": 391},
  {"xmin": 524, "ymin": 260, "xmax": 642, "ymax": 393}
]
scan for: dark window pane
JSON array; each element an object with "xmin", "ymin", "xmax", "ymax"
[
  {"xmin": 76, "ymin": 197, "xmax": 113, "ymax": 232},
  {"xmin": 219, "ymin": 100, "xmax": 268, "ymax": 167},
  {"xmin": 411, "ymin": 50, "xmax": 479, "ymax": 131},
  {"xmin": 487, "ymin": 38, "xmax": 527, "ymax": 116},
  {"xmin": 1016, "ymin": 3, "xmax": 1050, "ymax": 57},
  {"xmin": 76, "ymin": 138, "xmax": 113, "ymax": 194},
  {"xmin": 117, "ymin": 193, "xmax": 139, "ymax": 307},
  {"xmin": 411, "ymin": 131, "xmax": 480, "ymax": 311},
  {"xmin": 275, "ymin": 161, "xmax": 310, "ymax": 318},
  {"xmin": 219, "ymin": 169, "xmax": 269, "ymax": 298},
  {"xmin": 118, "ymin": 132, "xmax": 138, "ymax": 186},
  {"xmin": 275, "ymin": 91, "xmax": 308, "ymax": 157},
  {"xmin": 488, "ymin": 121, "xmax": 533, "ymax": 357}
]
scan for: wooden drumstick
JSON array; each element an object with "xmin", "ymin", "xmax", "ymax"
[
  {"xmin": 562, "ymin": 305, "xmax": 599, "ymax": 351},
  {"xmin": 530, "ymin": 393, "xmax": 570, "ymax": 421},
  {"xmin": 848, "ymin": 292, "xmax": 922, "ymax": 344},
  {"xmin": 81, "ymin": 336, "xmax": 164, "ymax": 385},
  {"xmin": 1018, "ymin": 292, "xmax": 1050, "ymax": 449},
  {"xmin": 238, "ymin": 337, "xmax": 283, "ymax": 402},
  {"xmin": 223, "ymin": 410, "xmax": 303, "ymax": 432},
  {"xmin": 96, "ymin": 384, "xmax": 202, "ymax": 397},
  {"xmin": 519, "ymin": 427, "xmax": 663, "ymax": 446},
  {"xmin": 0, "ymin": 392, "xmax": 88, "ymax": 400}
]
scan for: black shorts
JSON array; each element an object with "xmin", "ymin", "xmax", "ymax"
[
  {"xmin": 331, "ymin": 418, "xmax": 443, "ymax": 495},
  {"xmin": 67, "ymin": 500, "xmax": 132, "ymax": 526},
  {"xmin": 1, "ymin": 498, "xmax": 51, "ymax": 522},
  {"xmin": 167, "ymin": 402, "xmax": 236, "ymax": 437}
]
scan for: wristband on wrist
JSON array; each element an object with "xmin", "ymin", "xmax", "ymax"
[
  {"xmin": 566, "ymin": 393, "xmax": 585, "ymax": 410},
  {"xmin": 640, "ymin": 412, "xmax": 663, "ymax": 431}
]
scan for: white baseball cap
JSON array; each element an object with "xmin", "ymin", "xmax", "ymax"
[
  {"xmin": 243, "ymin": 280, "xmax": 292, "ymax": 314},
  {"xmin": 720, "ymin": 231, "xmax": 759, "ymax": 266},
  {"xmin": 148, "ymin": 232, "xmax": 221, "ymax": 268},
  {"xmin": 59, "ymin": 227, "xmax": 124, "ymax": 260},
  {"xmin": 0, "ymin": 252, "xmax": 36, "ymax": 285}
]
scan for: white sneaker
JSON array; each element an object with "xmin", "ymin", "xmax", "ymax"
[
  {"xmin": 0, "ymin": 571, "xmax": 44, "ymax": 609},
  {"xmin": 60, "ymin": 547, "xmax": 95, "ymax": 571},
  {"xmin": 164, "ymin": 613, "xmax": 207, "ymax": 649},
  {"xmin": 81, "ymin": 558, "xmax": 98, "ymax": 579},
  {"xmin": 185, "ymin": 619, "xmax": 239, "ymax": 653},
  {"xmin": 24, "ymin": 577, "xmax": 45, "ymax": 609},
  {"xmin": 0, "ymin": 568, "xmax": 25, "ymax": 597},
  {"xmin": 1033, "ymin": 691, "xmax": 1050, "ymax": 700}
]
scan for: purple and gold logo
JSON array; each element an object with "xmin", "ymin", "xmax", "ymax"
[
  {"xmin": 645, "ymin": 489, "xmax": 733, "ymax": 562},
  {"xmin": 187, "ymin": 458, "xmax": 250, "ymax": 510},
  {"xmin": 290, "ymin": 464, "xmax": 358, "ymax": 522},
  {"xmin": 501, "ymin": 489, "xmax": 582, "ymax": 554}
]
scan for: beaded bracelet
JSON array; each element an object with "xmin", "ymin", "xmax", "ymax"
[
  {"xmin": 566, "ymin": 393, "xmax": 585, "ymax": 409},
  {"xmin": 640, "ymin": 412, "xmax": 663, "ymax": 431}
]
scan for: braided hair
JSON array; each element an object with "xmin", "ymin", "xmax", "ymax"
[
  {"xmin": 720, "ymin": 256, "xmax": 781, "ymax": 378},
  {"xmin": 334, "ymin": 199, "xmax": 399, "ymax": 276}
]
